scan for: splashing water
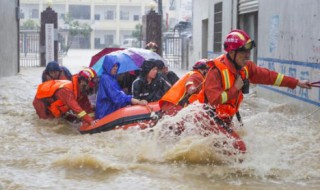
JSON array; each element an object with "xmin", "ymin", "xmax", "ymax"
[{"xmin": 0, "ymin": 50, "xmax": 319, "ymax": 189}]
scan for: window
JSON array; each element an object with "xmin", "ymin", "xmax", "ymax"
[
  {"xmin": 30, "ymin": 9, "xmax": 39, "ymax": 19},
  {"xmin": 169, "ymin": 0, "xmax": 176, "ymax": 10},
  {"xmin": 105, "ymin": 35, "xmax": 114, "ymax": 46},
  {"xmin": 95, "ymin": 14, "xmax": 100, "ymax": 20},
  {"xmin": 105, "ymin": 10, "xmax": 114, "ymax": 20},
  {"xmin": 120, "ymin": 11, "xmax": 129, "ymax": 20},
  {"xmin": 20, "ymin": 10, "xmax": 25, "ymax": 19},
  {"xmin": 213, "ymin": 2, "xmax": 222, "ymax": 52},
  {"xmin": 69, "ymin": 5, "xmax": 90, "ymax": 20},
  {"xmin": 133, "ymin": 15, "xmax": 139, "ymax": 21}
]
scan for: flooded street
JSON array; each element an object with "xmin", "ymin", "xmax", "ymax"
[{"xmin": 0, "ymin": 50, "xmax": 319, "ymax": 190}]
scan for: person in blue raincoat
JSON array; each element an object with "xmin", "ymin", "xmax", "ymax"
[{"xmin": 95, "ymin": 56, "xmax": 147, "ymax": 119}]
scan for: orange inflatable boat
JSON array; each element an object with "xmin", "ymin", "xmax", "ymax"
[
  {"xmin": 79, "ymin": 102, "xmax": 246, "ymax": 153},
  {"xmin": 79, "ymin": 102, "xmax": 161, "ymax": 134}
]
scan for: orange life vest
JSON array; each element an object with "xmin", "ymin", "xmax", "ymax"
[
  {"xmin": 198, "ymin": 58, "xmax": 249, "ymax": 118},
  {"xmin": 159, "ymin": 70, "xmax": 203, "ymax": 107},
  {"xmin": 35, "ymin": 76, "xmax": 78, "ymax": 118}
]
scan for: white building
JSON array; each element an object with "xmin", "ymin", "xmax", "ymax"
[{"xmin": 20, "ymin": 0, "xmax": 191, "ymax": 49}]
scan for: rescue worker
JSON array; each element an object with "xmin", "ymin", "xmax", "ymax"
[
  {"xmin": 33, "ymin": 68, "xmax": 98, "ymax": 126},
  {"xmin": 198, "ymin": 29, "xmax": 312, "ymax": 128},
  {"xmin": 159, "ymin": 59, "xmax": 209, "ymax": 116},
  {"xmin": 95, "ymin": 56, "xmax": 147, "ymax": 120},
  {"xmin": 132, "ymin": 59, "xmax": 171, "ymax": 102},
  {"xmin": 42, "ymin": 61, "xmax": 72, "ymax": 82}
]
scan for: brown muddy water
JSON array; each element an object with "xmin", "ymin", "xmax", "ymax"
[{"xmin": 0, "ymin": 50, "xmax": 319, "ymax": 190}]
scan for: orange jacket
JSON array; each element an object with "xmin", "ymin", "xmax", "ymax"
[
  {"xmin": 199, "ymin": 60, "xmax": 247, "ymax": 118},
  {"xmin": 159, "ymin": 70, "xmax": 204, "ymax": 108},
  {"xmin": 198, "ymin": 54, "xmax": 299, "ymax": 119},
  {"xmin": 34, "ymin": 75, "xmax": 93, "ymax": 119}
]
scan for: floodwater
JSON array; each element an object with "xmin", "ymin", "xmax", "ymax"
[{"xmin": 0, "ymin": 50, "xmax": 319, "ymax": 190}]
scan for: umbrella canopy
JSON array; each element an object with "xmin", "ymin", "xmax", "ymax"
[
  {"xmin": 90, "ymin": 48, "xmax": 168, "ymax": 76},
  {"xmin": 89, "ymin": 48, "xmax": 124, "ymax": 67},
  {"xmin": 126, "ymin": 48, "xmax": 168, "ymax": 66},
  {"xmin": 92, "ymin": 51, "xmax": 140, "ymax": 76}
]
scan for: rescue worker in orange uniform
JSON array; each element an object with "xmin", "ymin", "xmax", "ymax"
[
  {"xmin": 159, "ymin": 59, "xmax": 210, "ymax": 116},
  {"xmin": 33, "ymin": 68, "xmax": 99, "ymax": 126},
  {"xmin": 198, "ymin": 29, "xmax": 312, "ymax": 128}
]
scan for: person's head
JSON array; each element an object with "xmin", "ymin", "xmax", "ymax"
[
  {"xmin": 78, "ymin": 68, "xmax": 98, "ymax": 95},
  {"xmin": 192, "ymin": 59, "xmax": 209, "ymax": 75},
  {"xmin": 145, "ymin": 41, "xmax": 158, "ymax": 52},
  {"xmin": 102, "ymin": 55, "xmax": 120, "ymax": 76},
  {"xmin": 155, "ymin": 60, "xmax": 168, "ymax": 74},
  {"xmin": 45, "ymin": 61, "xmax": 61, "ymax": 79},
  {"xmin": 223, "ymin": 29, "xmax": 255, "ymax": 68},
  {"xmin": 141, "ymin": 59, "xmax": 158, "ymax": 80}
]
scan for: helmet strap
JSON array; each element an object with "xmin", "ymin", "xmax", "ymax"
[{"xmin": 227, "ymin": 52, "xmax": 242, "ymax": 70}]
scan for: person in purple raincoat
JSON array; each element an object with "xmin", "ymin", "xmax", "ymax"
[{"xmin": 95, "ymin": 56, "xmax": 147, "ymax": 119}]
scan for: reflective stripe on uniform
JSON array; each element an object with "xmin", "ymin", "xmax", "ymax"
[
  {"xmin": 222, "ymin": 70, "xmax": 231, "ymax": 89},
  {"xmin": 243, "ymin": 67, "xmax": 249, "ymax": 79},
  {"xmin": 88, "ymin": 112, "xmax": 95, "ymax": 117},
  {"xmin": 78, "ymin": 111, "xmax": 87, "ymax": 118},
  {"xmin": 185, "ymin": 81, "xmax": 194, "ymax": 86},
  {"xmin": 274, "ymin": 73, "xmax": 284, "ymax": 86},
  {"xmin": 221, "ymin": 91, "xmax": 228, "ymax": 104}
]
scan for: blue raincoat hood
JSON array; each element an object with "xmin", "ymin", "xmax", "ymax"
[
  {"xmin": 95, "ymin": 55, "xmax": 132, "ymax": 119},
  {"xmin": 102, "ymin": 55, "xmax": 120, "ymax": 77}
]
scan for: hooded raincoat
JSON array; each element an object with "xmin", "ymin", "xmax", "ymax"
[{"xmin": 95, "ymin": 56, "xmax": 133, "ymax": 119}]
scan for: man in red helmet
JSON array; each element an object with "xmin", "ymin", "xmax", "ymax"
[
  {"xmin": 159, "ymin": 59, "xmax": 210, "ymax": 116},
  {"xmin": 33, "ymin": 68, "xmax": 99, "ymax": 126},
  {"xmin": 198, "ymin": 29, "xmax": 312, "ymax": 128}
]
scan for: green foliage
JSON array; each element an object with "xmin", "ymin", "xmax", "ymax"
[
  {"xmin": 132, "ymin": 24, "xmax": 142, "ymax": 41},
  {"xmin": 61, "ymin": 13, "xmax": 92, "ymax": 52},
  {"xmin": 21, "ymin": 19, "xmax": 39, "ymax": 30}
]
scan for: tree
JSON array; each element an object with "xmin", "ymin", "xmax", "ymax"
[
  {"xmin": 21, "ymin": 19, "xmax": 39, "ymax": 30},
  {"xmin": 61, "ymin": 13, "xmax": 92, "ymax": 53},
  {"xmin": 132, "ymin": 24, "xmax": 142, "ymax": 41}
]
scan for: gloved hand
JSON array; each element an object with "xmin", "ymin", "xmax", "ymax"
[
  {"xmin": 187, "ymin": 86, "xmax": 197, "ymax": 95},
  {"xmin": 82, "ymin": 114, "xmax": 94, "ymax": 125},
  {"xmin": 234, "ymin": 75, "xmax": 244, "ymax": 90}
]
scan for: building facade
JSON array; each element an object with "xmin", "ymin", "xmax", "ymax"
[
  {"xmin": 191, "ymin": 0, "xmax": 320, "ymax": 108},
  {"xmin": 20, "ymin": 0, "xmax": 190, "ymax": 49}
]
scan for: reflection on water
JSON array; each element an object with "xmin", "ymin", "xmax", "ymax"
[{"xmin": 0, "ymin": 52, "xmax": 319, "ymax": 190}]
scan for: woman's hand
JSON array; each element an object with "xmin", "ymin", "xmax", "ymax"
[{"xmin": 131, "ymin": 98, "xmax": 148, "ymax": 105}]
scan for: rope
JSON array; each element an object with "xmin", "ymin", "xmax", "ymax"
[{"xmin": 287, "ymin": 106, "xmax": 320, "ymax": 121}]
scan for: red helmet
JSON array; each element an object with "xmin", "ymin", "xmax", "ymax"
[
  {"xmin": 193, "ymin": 59, "xmax": 209, "ymax": 70},
  {"xmin": 224, "ymin": 29, "xmax": 255, "ymax": 52},
  {"xmin": 78, "ymin": 68, "xmax": 98, "ymax": 88}
]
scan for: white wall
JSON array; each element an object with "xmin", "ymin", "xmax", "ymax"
[
  {"xmin": 191, "ymin": 0, "xmax": 235, "ymax": 65},
  {"xmin": 191, "ymin": 0, "xmax": 320, "ymax": 108},
  {"xmin": 257, "ymin": 0, "xmax": 320, "ymax": 108}
]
